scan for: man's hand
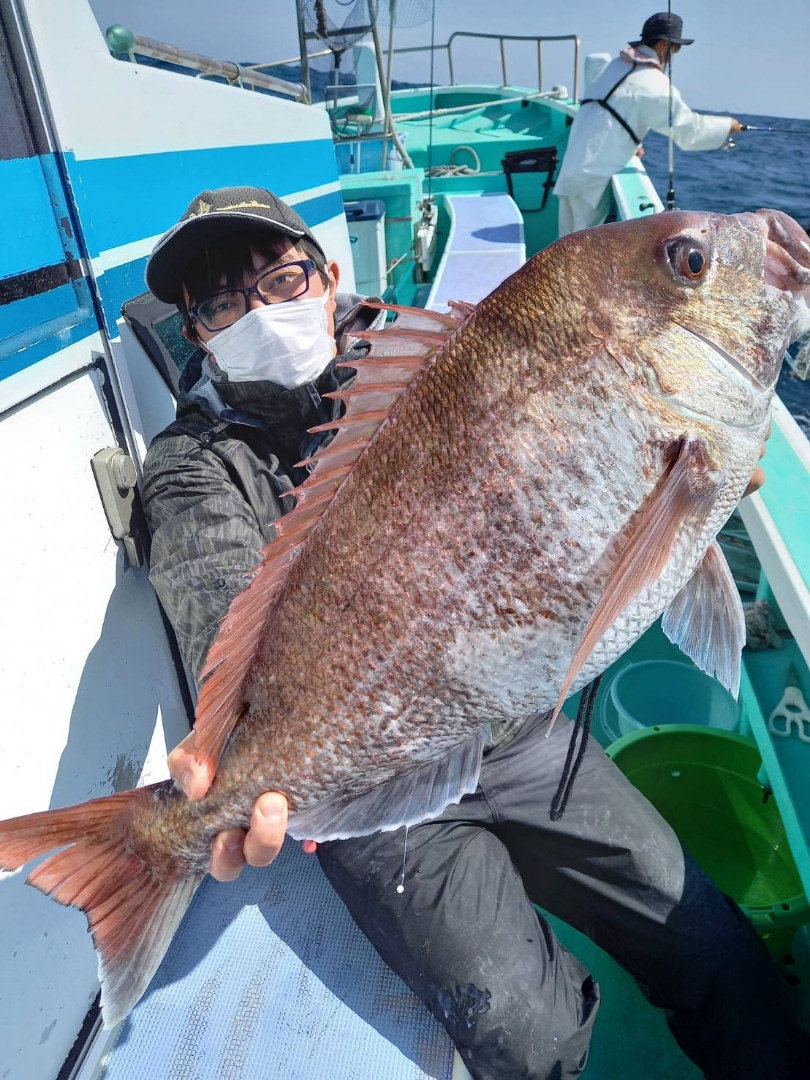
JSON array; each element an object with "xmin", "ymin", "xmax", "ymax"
[
  {"xmin": 742, "ymin": 465, "xmax": 765, "ymax": 498},
  {"xmin": 169, "ymin": 731, "xmax": 316, "ymax": 881},
  {"xmin": 729, "ymin": 118, "xmax": 743, "ymax": 134}
]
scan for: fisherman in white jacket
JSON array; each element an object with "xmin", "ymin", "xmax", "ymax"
[{"xmin": 554, "ymin": 12, "xmax": 742, "ymax": 235}]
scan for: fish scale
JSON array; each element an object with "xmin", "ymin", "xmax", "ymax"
[{"xmin": 1, "ymin": 207, "xmax": 809, "ymax": 1026}]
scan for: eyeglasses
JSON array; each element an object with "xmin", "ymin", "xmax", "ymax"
[{"xmin": 190, "ymin": 259, "xmax": 321, "ymax": 332}]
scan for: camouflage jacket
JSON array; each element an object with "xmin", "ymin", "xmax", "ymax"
[{"xmin": 142, "ymin": 295, "xmax": 385, "ymax": 682}]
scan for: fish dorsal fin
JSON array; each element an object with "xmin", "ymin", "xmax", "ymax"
[
  {"xmin": 287, "ymin": 723, "xmax": 490, "ymax": 842},
  {"xmin": 661, "ymin": 540, "xmax": 745, "ymax": 697},
  {"xmin": 549, "ymin": 437, "xmax": 723, "ymax": 729},
  {"xmin": 192, "ymin": 300, "xmax": 473, "ymax": 773}
]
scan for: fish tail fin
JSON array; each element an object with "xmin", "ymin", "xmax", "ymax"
[{"xmin": 0, "ymin": 784, "xmax": 201, "ymax": 1027}]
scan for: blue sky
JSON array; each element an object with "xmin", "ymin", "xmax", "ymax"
[{"xmin": 89, "ymin": 1, "xmax": 810, "ymax": 120}]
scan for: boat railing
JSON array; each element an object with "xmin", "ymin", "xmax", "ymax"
[
  {"xmin": 392, "ymin": 32, "xmax": 581, "ymax": 102},
  {"xmin": 104, "ymin": 26, "xmax": 310, "ymax": 102}
]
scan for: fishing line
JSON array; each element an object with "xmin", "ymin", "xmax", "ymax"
[
  {"xmin": 666, "ymin": 0, "xmax": 675, "ymax": 209},
  {"xmin": 426, "ymin": 0, "xmax": 437, "ymax": 201},
  {"xmin": 396, "ymin": 825, "xmax": 409, "ymax": 893}
]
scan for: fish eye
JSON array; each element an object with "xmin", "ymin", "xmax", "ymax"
[{"xmin": 666, "ymin": 238, "xmax": 710, "ymax": 282}]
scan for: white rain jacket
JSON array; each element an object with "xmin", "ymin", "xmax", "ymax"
[{"xmin": 554, "ymin": 44, "xmax": 732, "ymax": 211}]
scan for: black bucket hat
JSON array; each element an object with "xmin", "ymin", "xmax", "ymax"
[
  {"xmin": 146, "ymin": 186, "xmax": 326, "ymax": 305},
  {"xmin": 629, "ymin": 12, "xmax": 694, "ymax": 47}
]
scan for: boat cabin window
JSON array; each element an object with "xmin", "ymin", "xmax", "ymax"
[{"xmin": 122, "ymin": 291, "xmax": 203, "ymax": 397}]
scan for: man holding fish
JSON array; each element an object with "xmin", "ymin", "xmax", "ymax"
[
  {"xmin": 1, "ymin": 187, "xmax": 808, "ymax": 1079},
  {"xmin": 142, "ymin": 187, "xmax": 808, "ymax": 1078}
]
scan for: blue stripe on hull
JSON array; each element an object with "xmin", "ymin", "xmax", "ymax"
[
  {"xmin": 97, "ymin": 256, "xmax": 149, "ymax": 334},
  {"xmin": 0, "ymin": 158, "xmax": 68, "ymax": 279},
  {"xmin": 0, "ymin": 283, "xmax": 79, "ymax": 342},
  {"xmin": 292, "ymin": 190, "xmax": 346, "ymax": 232},
  {"xmin": 65, "ymin": 139, "xmax": 342, "ymax": 255}
]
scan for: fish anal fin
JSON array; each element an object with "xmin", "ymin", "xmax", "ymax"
[
  {"xmin": 550, "ymin": 438, "xmax": 723, "ymax": 727},
  {"xmin": 193, "ymin": 301, "xmax": 472, "ymax": 775},
  {"xmin": 661, "ymin": 540, "xmax": 745, "ymax": 697},
  {"xmin": 287, "ymin": 724, "xmax": 490, "ymax": 843},
  {"xmin": 0, "ymin": 784, "xmax": 201, "ymax": 1027}
]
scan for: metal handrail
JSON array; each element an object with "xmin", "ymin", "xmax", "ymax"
[
  {"xmin": 104, "ymin": 26, "xmax": 310, "ymax": 102},
  {"xmin": 392, "ymin": 31, "xmax": 581, "ymax": 102}
]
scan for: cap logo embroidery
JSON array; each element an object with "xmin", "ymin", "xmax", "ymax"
[{"xmin": 220, "ymin": 200, "xmax": 273, "ymax": 212}]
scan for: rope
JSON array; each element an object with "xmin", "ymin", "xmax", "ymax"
[
  {"xmin": 549, "ymin": 674, "xmax": 602, "ymax": 821},
  {"xmin": 426, "ymin": 164, "xmax": 478, "ymax": 176},
  {"xmin": 426, "ymin": 144, "xmax": 481, "ymax": 176}
]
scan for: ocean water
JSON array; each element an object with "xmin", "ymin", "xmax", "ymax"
[{"xmin": 641, "ymin": 113, "xmax": 810, "ymax": 436}]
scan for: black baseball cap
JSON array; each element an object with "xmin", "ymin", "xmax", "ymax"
[
  {"xmin": 145, "ymin": 186, "xmax": 326, "ymax": 305},
  {"xmin": 629, "ymin": 12, "xmax": 694, "ymax": 47}
]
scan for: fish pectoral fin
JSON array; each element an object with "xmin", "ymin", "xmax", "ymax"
[
  {"xmin": 550, "ymin": 437, "xmax": 723, "ymax": 726},
  {"xmin": 661, "ymin": 540, "xmax": 745, "ymax": 697},
  {"xmin": 286, "ymin": 724, "xmax": 490, "ymax": 843}
]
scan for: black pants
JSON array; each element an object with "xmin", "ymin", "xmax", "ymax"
[{"xmin": 318, "ymin": 713, "xmax": 810, "ymax": 1079}]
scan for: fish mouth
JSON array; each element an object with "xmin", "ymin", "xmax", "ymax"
[{"xmin": 736, "ymin": 209, "xmax": 810, "ymax": 333}]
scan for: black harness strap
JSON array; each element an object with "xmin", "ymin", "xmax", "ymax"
[{"xmin": 581, "ymin": 62, "xmax": 642, "ymax": 146}]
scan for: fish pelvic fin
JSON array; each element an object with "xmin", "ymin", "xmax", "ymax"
[
  {"xmin": 549, "ymin": 437, "xmax": 723, "ymax": 730},
  {"xmin": 0, "ymin": 784, "xmax": 202, "ymax": 1028},
  {"xmin": 662, "ymin": 540, "xmax": 745, "ymax": 697},
  {"xmin": 193, "ymin": 300, "xmax": 473, "ymax": 777},
  {"xmin": 287, "ymin": 723, "xmax": 490, "ymax": 842}
]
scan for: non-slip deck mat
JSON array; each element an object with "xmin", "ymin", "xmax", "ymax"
[
  {"xmin": 102, "ymin": 839, "xmax": 455, "ymax": 1080},
  {"xmin": 427, "ymin": 193, "xmax": 525, "ymax": 312}
]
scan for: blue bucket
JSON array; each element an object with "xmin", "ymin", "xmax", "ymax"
[{"xmin": 603, "ymin": 660, "xmax": 739, "ymax": 743}]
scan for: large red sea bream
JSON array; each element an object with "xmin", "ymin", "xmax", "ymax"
[{"xmin": 1, "ymin": 209, "xmax": 809, "ymax": 1024}]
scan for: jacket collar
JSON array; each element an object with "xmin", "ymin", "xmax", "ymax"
[{"xmin": 619, "ymin": 44, "xmax": 663, "ymax": 68}]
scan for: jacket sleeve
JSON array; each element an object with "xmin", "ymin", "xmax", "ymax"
[
  {"xmin": 645, "ymin": 80, "xmax": 732, "ymax": 151},
  {"xmin": 141, "ymin": 434, "xmax": 271, "ymax": 684}
]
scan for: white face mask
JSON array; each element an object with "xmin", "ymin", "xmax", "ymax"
[{"xmin": 204, "ymin": 292, "xmax": 334, "ymax": 388}]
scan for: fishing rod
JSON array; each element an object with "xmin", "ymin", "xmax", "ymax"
[
  {"xmin": 726, "ymin": 123, "xmax": 809, "ymax": 150},
  {"xmin": 740, "ymin": 124, "xmax": 809, "ymax": 134}
]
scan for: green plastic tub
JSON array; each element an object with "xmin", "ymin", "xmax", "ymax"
[{"xmin": 606, "ymin": 724, "xmax": 810, "ymax": 958}]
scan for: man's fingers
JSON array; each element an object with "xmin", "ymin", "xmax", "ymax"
[
  {"xmin": 209, "ymin": 828, "xmax": 248, "ymax": 882},
  {"xmin": 207, "ymin": 792, "xmax": 289, "ymax": 881},
  {"xmin": 302, "ymin": 840, "xmax": 318, "ymax": 855},
  {"xmin": 168, "ymin": 732, "xmax": 213, "ymax": 801},
  {"xmin": 242, "ymin": 792, "xmax": 288, "ymax": 867}
]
